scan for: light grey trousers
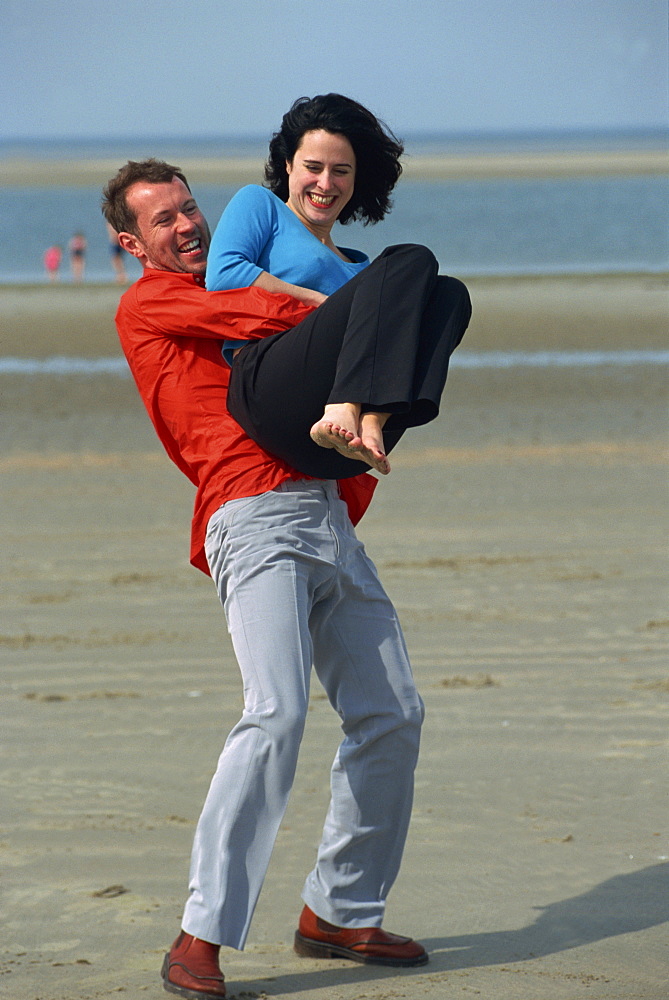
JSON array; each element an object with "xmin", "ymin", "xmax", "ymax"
[{"xmin": 181, "ymin": 480, "xmax": 424, "ymax": 950}]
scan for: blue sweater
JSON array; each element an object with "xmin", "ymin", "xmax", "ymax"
[{"xmin": 206, "ymin": 185, "xmax": 369, "ymax": 294}]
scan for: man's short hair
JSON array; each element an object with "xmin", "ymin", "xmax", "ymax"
[{"xmin": 101, "ymin": 158, "xmax": 191, "ymax": 236}]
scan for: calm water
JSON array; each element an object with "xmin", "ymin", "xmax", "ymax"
[
  {"xmin": 2, "ymin": 350, "xmax": 668, "ymax": 376},
  {"xmin": 1, "ymin": 131, "xmax": 667, "ymax": 283}
]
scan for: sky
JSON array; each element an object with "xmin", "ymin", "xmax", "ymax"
[{"xmin": 3, "ymin": 0, "xmax": 667, "ymax": 141}]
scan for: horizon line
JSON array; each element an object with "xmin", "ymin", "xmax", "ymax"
[{"xmin": 2, "ymin": 124, "xmax": 668, "ymax": 146}]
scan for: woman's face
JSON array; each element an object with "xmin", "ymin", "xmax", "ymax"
[{"xmin": 285, "ymin": 129, "xmax": 356, "ymax": 236}]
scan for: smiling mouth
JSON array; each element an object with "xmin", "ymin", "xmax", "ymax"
[
  {"xmin": 179, "ymin": 238, "xmax": 202, "ymax": 254},
  {"xmin": 307, "ymin": 193, "xmax": 336, "ymax": 208}
]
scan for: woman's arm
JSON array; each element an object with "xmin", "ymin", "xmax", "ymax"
[
  {"xmin": 252, "ymin": 270, "xmax": 327, "ymax": 307},
  {"xmin": 206, "ymin": 187, "xmax": 268, "ymax": 292},
  {"xmin": 206, "ymin": 186, "xmax": 326, "ymax": 305}
]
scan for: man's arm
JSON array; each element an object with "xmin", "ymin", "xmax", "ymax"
[{"xmin": 133, "ymin": 274, "xmax": 316, "ymax": 343}]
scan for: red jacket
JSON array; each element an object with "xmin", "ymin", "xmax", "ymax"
[{"xmin": 116, "ymin": 268, "xmax": 377, "ymax": 574}]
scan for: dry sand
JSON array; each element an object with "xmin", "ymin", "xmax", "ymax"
[{"xmin": 1, "ymin": 274, "xmax": 668, "ymax": 999}]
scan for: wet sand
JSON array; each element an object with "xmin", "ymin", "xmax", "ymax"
[{"xmin": 1, "ymin": 274, "xmax": 668, "ymax": 999}]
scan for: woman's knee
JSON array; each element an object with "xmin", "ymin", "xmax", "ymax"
[
  {"xmin": 442, "ymin": 275, "xmax": 472, "ymax": 313},
  {"xmin": 435, "ymin": 275, "xmax": 473, "ymax": 335},
  {"xmin": 378, "ymin": 243, "xmax": 437, "ymax": 270}
]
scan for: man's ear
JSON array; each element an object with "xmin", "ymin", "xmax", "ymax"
[{"xmin": 118, "ymin": 231, "xmax": 147, "ymax": 263}]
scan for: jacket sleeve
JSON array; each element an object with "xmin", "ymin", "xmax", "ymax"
[{"xmin": 134, "ymin": 276, "xmax": 315, "ymax": 343}]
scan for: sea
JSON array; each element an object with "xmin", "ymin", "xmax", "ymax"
[
  {"xmin": 2, "ymin": 130, "xmax": 668, "ymax": 373},
  {"xmin": 1, "ymin": 129, "xmax": 668, "ymax": 284}
]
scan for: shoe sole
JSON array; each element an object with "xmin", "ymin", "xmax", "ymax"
[
  {"xmin": 161, "ymin": 953, "xmax": 226, "ymax": 999},
  {"xmin": 294, "ymin": 931, "xmax": 429, "ymax": 967}
]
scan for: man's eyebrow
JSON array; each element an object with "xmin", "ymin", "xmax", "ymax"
[
  {"xmin": 149, "ymin": 198, "xmax": 196, "ymax": 224},
  {"xmin": 149, "ymin": 206, "xmax": 172, "ymax": 223}
]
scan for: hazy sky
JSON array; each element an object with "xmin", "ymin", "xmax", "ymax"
[{"xmin": 3, "ymin": 0, "xmax": 667, "ymax": 140}]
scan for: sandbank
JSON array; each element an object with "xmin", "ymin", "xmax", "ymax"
[{"xmin": 0, "ymin": 149, "xmax": 667, "ymax": 187}]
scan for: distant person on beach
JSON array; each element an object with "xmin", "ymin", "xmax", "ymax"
[
  {"xmin": 68, "ymin": 231, "xmax": 87, "ymax": 281},
  {"xmin": 43, "ymin": 244, "xmax": 62, "ymax": 282},
  {"xmin": 102, "ymin": 156, "xmax": 469, "ymax": 999},
  {"xmin": 106, "ymin": 221, "xmax": 128, "ymax": 283}
]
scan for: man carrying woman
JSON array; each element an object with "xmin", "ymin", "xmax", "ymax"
[{"xmin": 102, "ymin": 95, "xmax": 469, "ymax": 1000}]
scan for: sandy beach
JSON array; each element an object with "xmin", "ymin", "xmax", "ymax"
[{"xmin": 1, "ymin": 273, "xmax": 668, "ymax": 999}]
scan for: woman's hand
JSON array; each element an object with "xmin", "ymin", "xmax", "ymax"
[{"xmin": 296, "ymin": 287, "xmax": 328, "ymax": 307}]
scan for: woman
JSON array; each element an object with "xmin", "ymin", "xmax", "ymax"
[
  {"xmin": 207, "ymin": 93, "xmax": 401, "ymax": 305},
  {"xmin": 208, "ymin": 94, "xmax": 471, "ymax": 476}
]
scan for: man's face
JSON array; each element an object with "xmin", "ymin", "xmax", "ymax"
[{"xmin": 119, "ymin": 177, "xmax": 211, "ymax": 274}]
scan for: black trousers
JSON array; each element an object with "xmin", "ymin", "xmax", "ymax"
[{"xmin": 228, "ymin": 244, "xmax": 472, "ymax": 479}]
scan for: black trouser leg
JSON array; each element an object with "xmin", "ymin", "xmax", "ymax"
[
  {"xmin": 326, "ymin": 244, "xmax": 440, "ymax": 411},
  {"xmin": 227, "ymin": 245, "xmax": 471, "ymax": 479}
]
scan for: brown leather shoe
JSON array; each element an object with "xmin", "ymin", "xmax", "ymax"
[
  {"xmin": 161, "ymin": 931, "xmax": 226, "ymax": 998},
  {"xmin": 294, "ymin": 905, "xmax": 428, "ymax": 967}
]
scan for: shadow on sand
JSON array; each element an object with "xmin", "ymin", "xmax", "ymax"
[{"xmin": 226, "ymin": 863, "xmax": 669, "ymax": 996}]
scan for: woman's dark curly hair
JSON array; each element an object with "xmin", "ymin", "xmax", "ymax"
[{"xmin": 264, "ymin": 94, "xmax": 404, "ymax": 225}]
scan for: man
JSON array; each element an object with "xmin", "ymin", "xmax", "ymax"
[{"xmin": 102, "ymin": 159, "xmax": 428, "ymax": 999}]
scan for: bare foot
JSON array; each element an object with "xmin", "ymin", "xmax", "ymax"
[
  {"xmin": 311, "ymin": 422, "xmax": 390, "ymax": 474},
  {"xmin": 310, "ymin": 403, "xmax": 361, "ymax": 452},
  {"xmin": 310, "ymin": 419, "xmax": 356, "ymax": 450},
  {"xmin": 360, "ymin": 412, "xmax": 391, "ymax": 469},
  {"xmin": 310, "ymin": 403, "xmax": 390, "ymax": 475},
  {"xmin": 318, "ymin": 403, "xmax": 361, "ymax": 440}
]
